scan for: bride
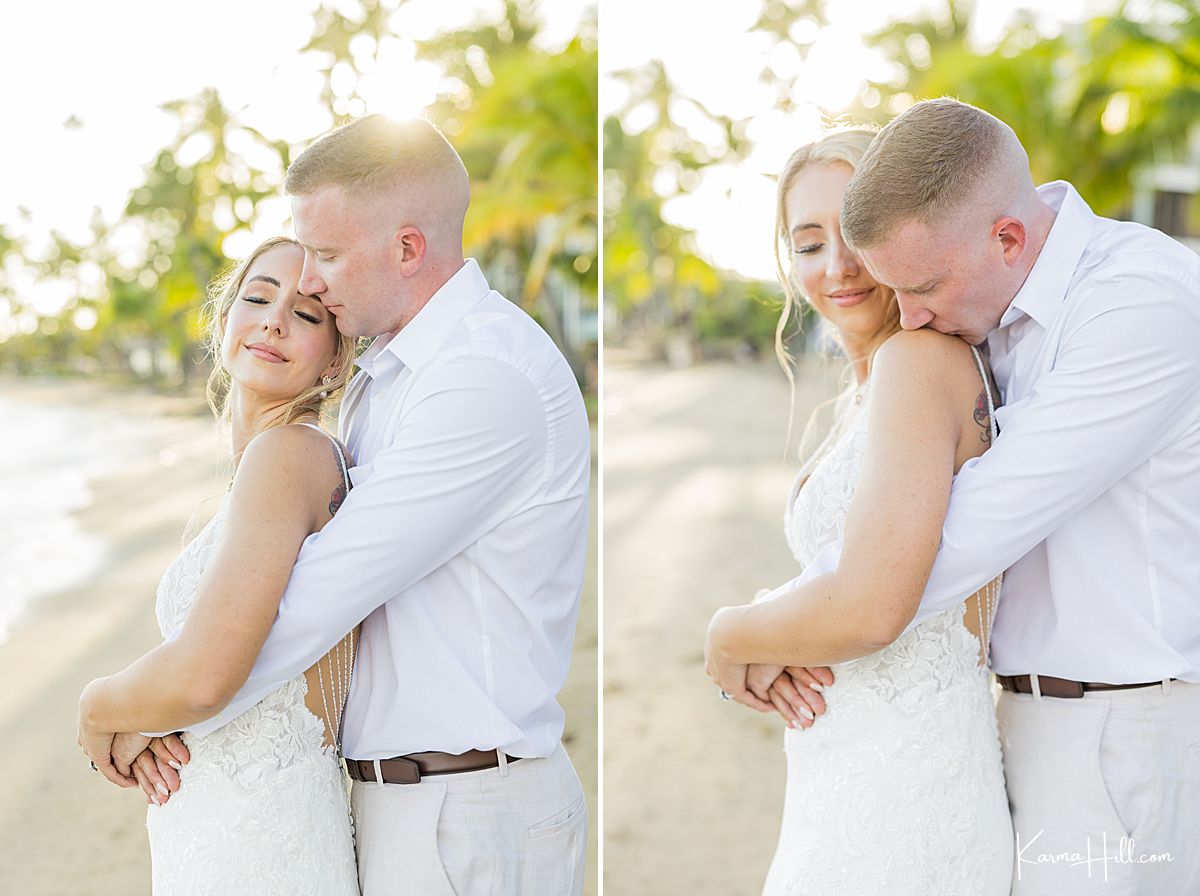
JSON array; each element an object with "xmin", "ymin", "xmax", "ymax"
[
  {"xmin": 77, "ymin": 236, "xmax": 362, "ymax": 894},
  {"xmin": 704, "ymin": 130, "xmax": 1013, "ymax": 894}
]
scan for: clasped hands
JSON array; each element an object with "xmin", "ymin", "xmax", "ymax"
[
  {"xmin": 704, "ymin": 605, "xmax": 834, "ymax": 730},
  {"xmin": 78, "ymin": 677, "xmax": 190, "ymax": 806}
]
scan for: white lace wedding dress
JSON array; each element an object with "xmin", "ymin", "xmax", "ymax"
[
  {"xmin": 145, "ymin": 426, "xmax": 359, "ymax": 895},
  {"xmin": 762, "ymin": 356, "xmax": 1013, "ymax": 895}
]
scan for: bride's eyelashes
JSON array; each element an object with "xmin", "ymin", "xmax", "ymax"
[
  {"xmin": 240, "ymin": 294, "xmax": 322, "ymax": 324},
  {"xmin": 793, "ymin": 243, "xmax": 824, "ymax": 255}
]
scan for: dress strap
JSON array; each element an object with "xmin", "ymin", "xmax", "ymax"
[
  {"xmin": 968, "ymin": 345, "xmax": 999, "ymax": 442},
  {"xmin": 966, "ymin": 345, "xmax": 1002, "ymax": 665},
  {"xmin": 297, "ymin": 422, "xmax": 351, "ymax": 492}
]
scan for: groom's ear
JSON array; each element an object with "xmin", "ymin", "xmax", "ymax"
[
  {"xmin": 393, "ymin": 226, "xmax": 426, "ymax": 277},
  {"xmin": 993, "ymin": 216, "xmax": 1027, "ymax": 266}
]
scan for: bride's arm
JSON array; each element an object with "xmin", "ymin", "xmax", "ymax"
[
  {"xmin": 707, "ymin": 330, "xmax": 975, "ymax": 675},
  {"xmin": 79, "ymin": 426, "xmax": 327, "ymax": 750}
]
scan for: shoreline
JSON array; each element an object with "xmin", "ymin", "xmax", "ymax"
[{"xmin": 0, "ymin": 379, "xmax": 224, "ymax": 893}]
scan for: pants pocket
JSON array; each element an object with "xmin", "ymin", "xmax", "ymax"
[
  {"xmin": 1001, "ymin": 693, "xmax": 1131, "ymax": 893},
  {"xmin": 1096, "ymin": 702, "xmax": 1161, "ymax": 841},
  {"xmin": 353, "ymin": 782, "xmax": 460, "ymax": 896},
  {"xmin": 521, "ymin": 794, "xmax": 587, "ymax": 895},
  {"xmin": 435, "ymin": 784, "xmax": 499, "ymax": 896}
]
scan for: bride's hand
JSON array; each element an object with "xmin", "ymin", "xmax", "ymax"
[
  {"xmin": 748, "ymin": 663, "xmax": 818, "ymax": 729},
  {"xmin": 77, "ymin": 678, "xmax": 137, "ymax": 789},
  {"xmin": 745, "ymin": 664, "xmax": 785, "ymax": 701},
  {"xmin": 748, "ymin": 663, "xmax": 810, "ymax": 727},
  {"xmin": 767, "ymin": 666, "xmax": 832, "ymax": 730},
  {"xmin": 110, "ymin": 732, "xmax": 151, "ymax": 775},
  {"xmin": 705, "ymin": 608, "xmax": 774, "ymax": 712},
  {"xmin": 129, "ymin": 742, "xmax": 176, "ymax": 806}
]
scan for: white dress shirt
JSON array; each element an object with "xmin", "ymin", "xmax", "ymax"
[
  {"xmin": 187, "ymin": 259, "xmax": 591, "ymax": 758},
  {"xmin": 781, "ymin": 181, "xmax": 1200, "ymax": 683}
]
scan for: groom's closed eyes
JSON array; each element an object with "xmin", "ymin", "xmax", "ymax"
[{"xmin": 897, "ymin": 280, "xmax": 939, "ymax": 295}]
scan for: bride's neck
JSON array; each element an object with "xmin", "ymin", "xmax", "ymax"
[
  {"xmin": 841, "ymin": 332, "xmax": 885, "ymax": 388},
  {"xmin": 227, "ymin": 387, "xmax": 315, "ymax": 468}
]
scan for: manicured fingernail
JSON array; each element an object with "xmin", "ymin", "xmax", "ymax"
[
  {"xmin": 151, "ymin": 795, "xmax": 161, "ymax": 806},
  {"xmin": 798, "ymin": 706, "xmax": 815, "ymax": 720},
  {"xmin": 168, "ymin": 761, "xmax": 182, "ymax": 770},
  {"xmin": 156, "ymin": 783, "xmax": 169, "ymax": 797},
  {"xmin": 810, "ymin": 682, "xmax": 824, "ymax": 692}
]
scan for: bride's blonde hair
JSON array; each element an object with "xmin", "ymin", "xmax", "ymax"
[{"xmin": 772, "ymin": 128, "xmax": 902, "ymax": 454}]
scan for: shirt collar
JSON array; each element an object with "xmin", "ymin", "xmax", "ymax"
[
  {"xmin": 356, "ymin": 258, "xmax": 490, "ymax": 378},
  {"xmin": 998, "ymin": 180, "xmax": 1096, "ymax": 330}
]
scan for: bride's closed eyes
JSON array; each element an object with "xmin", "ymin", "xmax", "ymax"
[{"xmin": 240, "ymin": 294, "xmax": 324, "ymax": 325}]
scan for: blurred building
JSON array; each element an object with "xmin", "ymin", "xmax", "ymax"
[{"xmin": 1130, "ymin": 128, "xmax": 1200, "ymax": 254}]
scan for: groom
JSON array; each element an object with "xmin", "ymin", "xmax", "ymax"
[
  {"xmin": 135, "ymin": 116, "xmax": 590, "ymax": 893},
  {"xmin": 752, "ymin": 98, "xmax": 1200, "ymax": 895}
]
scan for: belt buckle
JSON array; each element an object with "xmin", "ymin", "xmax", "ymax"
[
  {"xmin": 391, "ymin": 757, "xmax": 421, "ymax": 785},
  {"xmin": 1060, "ymin": 681, "xmax": 1089, "ymax": 700},
  {"xmin": 1034, "ymin": 675, "xmax": 1084, "ymax": 699}
]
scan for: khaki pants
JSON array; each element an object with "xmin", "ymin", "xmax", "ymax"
[
  {"xmin": 350, "ymin": 742, "xmax": 587, "ymax": 896},
  {"xmin": 999, "ymin": 680, "xmax": 1200, "ymax": 895}
]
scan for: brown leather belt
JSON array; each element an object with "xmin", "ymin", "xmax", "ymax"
[
  {"xmin": 997, "ymin": 674, "xmax": 1176, "ymax": 699},
  {"xmin": 344, "ymin": 749, "xmax": 521, "ymax": 785}
]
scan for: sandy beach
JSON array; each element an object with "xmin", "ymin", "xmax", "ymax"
[
  {"xmin": 0, "ymin": 377, "xmax": 598, "ymax": 895},
  {"xmin": 603, "ymin": 351, "xmax": 840, "ymax": 896}
]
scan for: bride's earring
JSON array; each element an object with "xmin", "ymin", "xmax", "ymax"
[{"xmin": 319, "ymin": 375, "xmax": 332, "ymax": 399}]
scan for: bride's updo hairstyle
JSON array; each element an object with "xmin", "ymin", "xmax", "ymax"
[
  {"xmin": 201, "ymin": 236, "xmax": 358, "ymax": 431},
  {"xmin": 772, "ymin": 128, "xmax": 901, "ymax": 383}
]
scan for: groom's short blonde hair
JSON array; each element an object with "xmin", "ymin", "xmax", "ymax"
[
  {"xmin": 841, "ymin": 98, "xmax": 1016, "ymax": 249},
  {"xmin": 284, "ymin": 114, "xmax": 469, "ymax": 202}
]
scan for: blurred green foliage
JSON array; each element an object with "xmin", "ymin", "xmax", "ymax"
[
  {"xmin": 605, "ymin": 0, "xmax": 1200, "ymax": 359},
  {"xmin": 0, "ymin": 0, "xmax": 597, "ymax": 390}
]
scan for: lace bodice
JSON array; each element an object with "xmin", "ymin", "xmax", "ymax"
[
  {"xmin": 155, "ymin": 499, "xmax": 332, "ymax": 780},
  {"xmin": 763, "ymin": 374, "xmax": 1012, "ymax": 896},
  {"xmin": 783, "ymin": 394, "xmax": 869, "ymax": 571},
  {"xmin": 146, "ymin": 439, "xmax": 359, "ymax": 894},
  {"xmin": 783, "ymin": 387, "xmax": 991, "ymax": 705}
]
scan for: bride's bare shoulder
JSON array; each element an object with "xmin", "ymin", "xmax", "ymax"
[
  {"xmin": 233, "ymin": 424, "xmax": 350, "ymax": 521},
  {"xmin": 872, "ymin": 329, "xmax": 982, "ymax": 392}
]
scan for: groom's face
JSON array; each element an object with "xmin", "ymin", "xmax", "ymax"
[
  {"xmin": 856, "ymin": 216, "xmax": 1004, "ymax": 346},
  {"xmin": 292, "ymin": 184, "xmax": 405, "ymax": 338}
]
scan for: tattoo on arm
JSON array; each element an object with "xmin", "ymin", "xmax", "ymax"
[
  {"xmin": 329, "ymin": 484, "xmax": 347, "ymax": 516},
  {"xmin": 974, "ymin": 389, "xmax": 992, "ymax": 444},
  {"xmin": 328, "ymin": 441, "xmax": 348, "ymax": 515}
]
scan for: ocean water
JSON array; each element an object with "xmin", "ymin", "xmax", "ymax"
[{"xmin": 0, "ymin": 394, "xmax": 158, "ymax": 643}]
